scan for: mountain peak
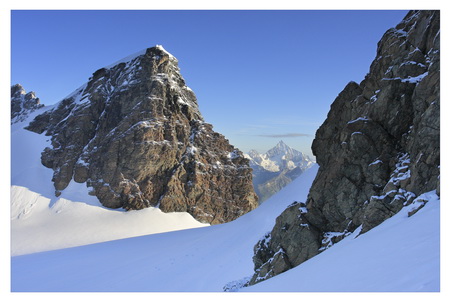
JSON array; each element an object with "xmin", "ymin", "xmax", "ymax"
[
  {"xmin": 24, "ymin": 46, "xmax": 258, "ymax": 224},
  {"xmin": 103, "ymin": 45, "xmax": 178, "ymax": 70},
  {"xmin": 11, "ymin": 83, "xmax": 25, "ymax": 94},
  {"xmin": 266, "ymin": 140, "xmax": 296, "ymax": 158},
  {"xmin": 276, "ymin": 140, "xmax": 287, "ymax": 147},
  {"xmin": 274, "ymin": 140, "xmax": 294, "ymax": 152},
  {"xmin": 11, "ymin": 84, "xmax": 43, "ymax": 124},
  {"xmin": 155, "ymin": 44, "xmax": 175, "ymax": 58}
]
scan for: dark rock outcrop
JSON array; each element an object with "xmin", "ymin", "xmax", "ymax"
[
  {"xmin": 250, "ymin": 10, "xmax": 440, "ymax": 284},
  {"xmin": 11, "ymin": 84, "xmax": 44, "ymax": 123},
  {"xmin": 25, "ymin": 45, "xmax": 258, "ymax": 224}
]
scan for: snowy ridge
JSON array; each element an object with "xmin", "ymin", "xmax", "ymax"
[
  {"xmin": 63, "ymin": 45, "xmax": 179, "ymax": 106},
  {"xmin": 104, "ymin": 48, "xmax": 147, "ymax": 69}
]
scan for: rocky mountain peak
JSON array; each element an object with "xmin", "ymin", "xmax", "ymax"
[
  {"xmin": 11, "ymin": 83, "xmax": 25, "ymax": 96},
  {"xmin": 155, "ymin": 44, "xmax": 176, "ymax": 59},
  {"xmin": 11, "ymin": 84, "xmax": 44, "ymax": 124},
  {"xmin": 249, "ymin": 10, "xmax": 440, "ymax": 285},
  {"xmin": 275, "ymin": 140, "xmax": 287, "ymax": 148},
  {"xmin": 265, "ymin": 140, "xmax": 291, "ymax": 157},
  {"xmin": 24, "ymin": 45, "xmax": 258, "ymax": 224}
]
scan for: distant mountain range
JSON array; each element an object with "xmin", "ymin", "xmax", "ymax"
[{"xmin": 245, "ymin": 141, "xmax": 315, "ymax": 202}]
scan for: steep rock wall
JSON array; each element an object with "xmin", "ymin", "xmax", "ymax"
[{"xmin": 250, "ymin": 10, "xmax": 440, "ymax": 284}]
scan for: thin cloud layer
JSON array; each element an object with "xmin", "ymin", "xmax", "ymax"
[{"xmin": 257, "ymin": 133, "xmax": 311, "ymax": 138}]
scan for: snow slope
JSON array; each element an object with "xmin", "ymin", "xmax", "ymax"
[
  {"xmin": 11, "ymin": 161, "xmax": 440, "ymax": 292},
  {"xmin": 11, "ymin": 163, "xmax": 320, "ymax": 291},
  {"xmin": 243, "ymin": 191, "xmax": 440, "ymax": 292},
  {"xmin": 11, "ymin": 109, "xmax": 208, "ymax": 256}
]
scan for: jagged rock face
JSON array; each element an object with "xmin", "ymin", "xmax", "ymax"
[
  {"xmin": 245, "ymin": 141, "xmax": 315, "ymax": 202},
  {"xmin": 26, "ymin": 46, "xmax": 258, "ymax": 224},
  {"xmin": 11, "ymin": 84, "xmax": 43, "ymax": 123},
  {"xmin": 250, "ymin": 10, "xmax": 440, "ymax": 284}
]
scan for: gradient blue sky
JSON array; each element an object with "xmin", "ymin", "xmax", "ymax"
[{"xmin": 11, "ymin": 10, "xmax": 408, "ymax": 156}]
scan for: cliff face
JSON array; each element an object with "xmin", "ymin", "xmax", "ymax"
[
  {"xmin": 25, "ymin": 45, "xmax": 258, "ymax": 224},
  {"xmin": 250, "ymin": 10, "xmax": 440, "ymax": 284}
]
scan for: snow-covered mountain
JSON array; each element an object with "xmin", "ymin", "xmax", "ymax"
[
  {"xmin": 245, "ymin": 141, "xmax": 315, "ymax": 202},
  {"xmin": 247, "ymin": 140, "xmax": 314, "ymax": 172}
]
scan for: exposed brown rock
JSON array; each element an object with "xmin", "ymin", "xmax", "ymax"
[{"xmin": 26, "ymin": 46, "xmax": 258, "ymax": 224}]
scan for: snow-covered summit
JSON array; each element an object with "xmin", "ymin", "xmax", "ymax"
[
  {"xmin": 155, "ymin": 44, "xmax": 176, "ymax": 59},
  {"xmin": 265, "ymin": 140, "xmax": 293, "ymax": 157},
  {"xmin": 104, "ymin": 45, "xmax": 177, "ymax": 69},
  {"xmin": 246, "ymin": 141, "xmax": 314, "ymax": 173}
]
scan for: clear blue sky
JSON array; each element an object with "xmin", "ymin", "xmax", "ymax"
[{"xmin": 11, "ymin": 10, "xmax": 408, "ymax": 156}]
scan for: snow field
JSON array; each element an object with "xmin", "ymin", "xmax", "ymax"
[
  {"xmin": 11, "ymin": 160, "xmax": 320, "ymax": 291},
  {"xmin": 243, "ymin": 191, "xmax": 440, "ymax": 292}
]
